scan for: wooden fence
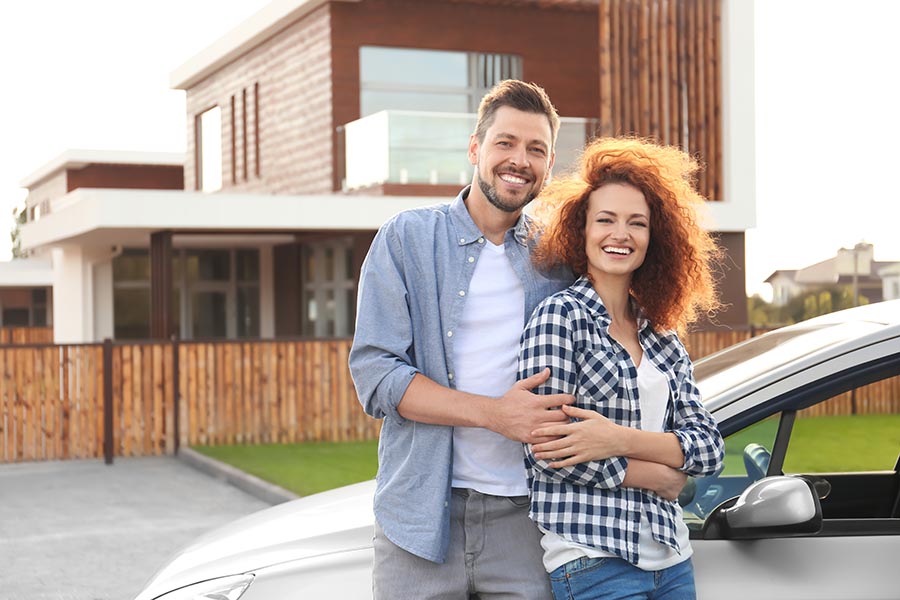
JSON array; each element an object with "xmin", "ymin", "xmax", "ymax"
[
  {"xmin": 0, "ymin": 339, "xmax": 376, "ymax": 464},
  {"xmin": 0, "ymin": 327, "xmax": 53, "ymax": 345},
  {"xmin": 0, "ymin": 345, "xmax": 104, "ymax": 462},
  {"xmin": 1, "ymin": 328, "xmax": 897, "ymax": 464}
]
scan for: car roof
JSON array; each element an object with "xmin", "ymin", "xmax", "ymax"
[{"xmin": 695, "ymin": 300, "xmax": 900, "ymax": 412}]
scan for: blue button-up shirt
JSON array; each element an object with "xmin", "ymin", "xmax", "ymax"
[
  {"xmin": 518, "ymin": 277, "xmax": 724, "ymax": 565},
  {"xmin": 349, "ymin": 187, "xmax": 571, "ymax": 563}
]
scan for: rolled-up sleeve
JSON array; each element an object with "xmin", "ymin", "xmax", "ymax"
[
  {"xmin": 349, "ymin": 222, "xmax": 419, "ymax": 424},
  {"xmin": 669, "ymin": 344, "xmax": 725, "ymax": 477},
  {"xmin": 518, "ymin": 298, "xmax": 629, "ymax": 490}
]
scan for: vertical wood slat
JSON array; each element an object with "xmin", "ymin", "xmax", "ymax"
[
  {"xmin": 153, "ymin": 344, "xmax": 164, "ymax": 454},
  {"xmin": 610, "ymin": 0, "xmax": 622, "ymax": 135},
  {"xmin": 110, "ymin": 345, "xmax": 120, "ymax": 458},
  {"xmin": 652, "ymin": 0, "xmax": 664, "ymax": 140},
  {"xmin": 0, "ymin": 350, "xmax": 7, "ymax": 462},
  {"xmin": 242, "ymin": 342, "xmax": 253, "ymax": 444},
  {"xmin": 188, "ymin": 344, "xmax": 198, "ymax": 445},
  {"xmin": 598, "ymin": 0, "xmax": 614, "ymax": 137},
  {"xmin": 287, "ymin": 343, "xmax": 298, "ymax": 443},
  {"xmin": 694, "ymin": 0, "xmax": 708, "ymax": 196},
  {"xmin": 638, "ymin": 0, "xmax": 651, "ymax": 135},
  {"xmin": 122, "ymin": 345, "xmax": 133, "ymax": 456},
  {"xmin": 223, "ymin": 343, "xmax": 234, "ymax": 445},
  {"xmin": 216, "ymin": 343, "xmax": 227, "ymax": 445},
  {"xmin": 172, "ymin": 343, "xmax": 181, "ymax": 452},
  {"xmin": 710, "ymin": 0, "xmax": 722, "ymax": 199},
  {"xmin": 20, "ymin": 348, "xmax": 31, "ymax": 460},
  {"xmin": 279, "ymin": 343, "xmax": 289, "ymax": 443}
]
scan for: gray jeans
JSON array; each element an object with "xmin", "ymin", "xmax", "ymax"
[{"xmin": 373, "ymin": 488, "xmax": 552, "ymax": 599}]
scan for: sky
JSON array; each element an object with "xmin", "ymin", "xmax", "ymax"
[{"xmin": 1, "ymin": 0, "xmax": 898, "ymax": 301}]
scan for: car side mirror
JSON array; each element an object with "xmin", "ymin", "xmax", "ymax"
[{"xmin": 700, "ymin": 476, "xmax": 822, "ymax": 540}]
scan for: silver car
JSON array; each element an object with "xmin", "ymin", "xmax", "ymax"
[{"xmin": 136, "ymin": 300, "xmax": 900, "ymax": 600}]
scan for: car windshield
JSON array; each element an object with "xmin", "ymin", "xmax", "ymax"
[{"xmin": 694, "ymin": 320, "xmax": 885, "ymax": 402}]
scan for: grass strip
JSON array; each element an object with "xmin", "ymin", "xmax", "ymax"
[{"xmin": 192, "ymin": 440, "xmax": 378, "ymax": 497}]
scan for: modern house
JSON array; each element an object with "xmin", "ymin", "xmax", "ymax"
[
  {"xmin": 18, "ymin": 0, "xmax": 756, "ymax": 343},
  {"xmin": 765, "ymin": 242, "xmax": 900, "ymax": 306},
  {"xmin": 881, "ymin": 263, "xmax": 900, "ymax": 301},
  {"xmin": 0, "ymin": 258, "xmax": 53, "ymax": 328}
]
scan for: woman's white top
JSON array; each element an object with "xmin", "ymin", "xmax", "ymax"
[{"xmin": 540, "ymin": 355, "xmax": 692, "ymax": 572}]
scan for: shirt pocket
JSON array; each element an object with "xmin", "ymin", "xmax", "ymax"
[{"xmin": 574, "ymin": 338, "xmax": 621, "ymax": 417}]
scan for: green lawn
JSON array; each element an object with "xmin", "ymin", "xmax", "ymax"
[
  {"xmin": 723, "ymin": 413, "xmax": 900, "ymax": 475},
  {"xmin": 192, "ymin": 440, "xmax": 378, "ymax": 496},
  {"xmin": 193, "ymin": 414, "xmax": 900, "ymax": 496}
]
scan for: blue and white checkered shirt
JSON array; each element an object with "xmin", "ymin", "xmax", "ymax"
[{"xmin": 517, "ymin": 277, "xmax": 724, "ymax": 565}]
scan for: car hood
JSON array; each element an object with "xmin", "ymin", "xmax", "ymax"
[{"xmin": 135, "ymin": 480, "xmax": 376, "ymax": 600}]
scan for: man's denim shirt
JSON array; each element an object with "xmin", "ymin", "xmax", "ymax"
[{"xmin": 349, "ymin": 187, "xmax": 571, "ymax": 564}]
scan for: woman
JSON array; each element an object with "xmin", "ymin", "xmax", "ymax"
[{"xmin": 518, "ymin": 137, "xmax": 725, "ymax": 599}]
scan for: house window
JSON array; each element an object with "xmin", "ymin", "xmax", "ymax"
[
  {"xmin": 32, "ymin": 288, "xmax": 48, "ymax": 326},
  {"xmin": 301, "ymin": 239, "xmax": 355, "ymax": 337},
  {"xmin": 2, "ymin": 308, "xmax": 30, "ymax": 327},
  {"xmin": 113, "ymin": 249, "xmax": 152, "ymax": 339},
  {"xmin": 360, "ymin": 47, "xmax": 522, "ymax": 117},
  {"xmin": 196, "ymin": 106, "xmax": 222, "ymax": 192},
  {"xmin": 113, "ymin": 248, "xmax": 260, "ymax": 339}
]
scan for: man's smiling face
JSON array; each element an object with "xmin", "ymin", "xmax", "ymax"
[{"xmin": 469, "ymin": 106, "xmax": 555, "ymax": 214}]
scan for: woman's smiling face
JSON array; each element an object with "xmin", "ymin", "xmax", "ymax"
[{"xmin": 584, "ymin": 182, "xmax": 650, "ymax": 282}]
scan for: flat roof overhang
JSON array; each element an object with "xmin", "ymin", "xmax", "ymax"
[
  {"xmin": 21, "ymin": 188, "xmax": 443, "ymax": 250},
  {"xmin": 0, "ymin": 258, "xmax": 54, "ymax": 287}
]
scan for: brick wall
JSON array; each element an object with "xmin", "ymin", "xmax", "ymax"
[
  {"xmin": 181, "ymin": 0, "xmax": 599, "ymax": 195},
  {"xmin": 184, "ymin": 4, "xmax": 334, "ymax": 195},
  {"xmin": 331, "ymin": 0, "xmax": 601, "ymax": 190},
  {"xmin": 66, "ymin": 164, "xmax": 183, "ymax": 191}
]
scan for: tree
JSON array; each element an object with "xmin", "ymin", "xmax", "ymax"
[{"xmin": 9, "ymin": 205, "xmax": 26, "ymax": 259}]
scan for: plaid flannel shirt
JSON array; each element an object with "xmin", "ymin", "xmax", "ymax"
[{"xmin": 517, "ymin": 277, "xmax": 724, "ymax": 565}]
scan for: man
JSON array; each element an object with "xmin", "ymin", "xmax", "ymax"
[{"xmin": 349, "ymin": 80, "xmax": 573, "ymax": 599}]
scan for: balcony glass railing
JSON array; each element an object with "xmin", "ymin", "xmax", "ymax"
[{"xmin": 340, "ymin": 110, "xmax": 598, "ymax": 191}]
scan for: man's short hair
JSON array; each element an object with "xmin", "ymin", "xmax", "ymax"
[{"xmin": 474, "ymin": 80, "xmax": 560, "ymax": 146}]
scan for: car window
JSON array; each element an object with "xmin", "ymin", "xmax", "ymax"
[
  {"xmin": 785, "ymin": 374, "xmax": 900, "ymax": 473},
  {"xmin": 782, "ymin": 372, "xmax": 900, "ymax": 523},
  {"xmin": 694, "ymin": 322, "xmax": 884, "ymax": 402},
  {"xmin": 682, "ymin": 414, "xmax": 780, "ymax": 532},
  {"xmin": 687, "ymin": 369, "xmax": 900, "ymax": 537}
]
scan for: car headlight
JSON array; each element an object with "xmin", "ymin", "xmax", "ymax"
[{"xmin": 154, "ymin": 574, "xmax": 254, "ymax": 600}]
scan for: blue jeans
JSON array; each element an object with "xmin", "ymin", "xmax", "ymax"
[{"xmin": 549, "ymin": 556, "xmax": 695, "ymax": 600}]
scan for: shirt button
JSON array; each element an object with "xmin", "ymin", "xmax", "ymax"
[
  {"xmin": 448, "ymin": 373, "xmax": 454, "ymax": 380},
  {"xmin": 468, "ymin": 256, "xmax": 475, "ymax": 263},
  {"xmin": 460, "ymin": 238, "xmax": 466, "ymax": 243},
  {"xmin": 458, "ymin": 290, "xmax": 466, "ymax": 297},
  {"xmin": 478, "ymin": 237, "xmax": 485, "ymax": 244},
  {"xmin": 447, "ymin": 330, "xmax": 453, "ymax": 337}
]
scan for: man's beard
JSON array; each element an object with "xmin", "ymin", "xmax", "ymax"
[{"xmin": 476, "ymin": 170, "xmax": 538, "ymax": 214}]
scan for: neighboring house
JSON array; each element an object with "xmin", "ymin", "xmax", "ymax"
[
  {"xmin": 765, "ymin": 242, "xmax": 900, "ymax": 306},
  {"xmin": 879, "ymin": 263, "xmax": 900, "ymax": 301},
  {"xmin": 0, "ymin": 258, "xmax": 53, "ymax": 327},
  {"xmin": 19, "ymin": 0, "xmax": 755, "ymax": 343}
]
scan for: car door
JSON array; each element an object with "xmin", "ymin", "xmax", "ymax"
[{"xmin": 686, "ymin": 347, "xmax": 900, "ymax": 600}]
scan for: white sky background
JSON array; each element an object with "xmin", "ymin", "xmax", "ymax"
[{"xmin": 1, "ymin": 0, "xmax": 898, "ymax": 301}]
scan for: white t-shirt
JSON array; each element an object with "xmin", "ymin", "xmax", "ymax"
[
  {"xmin": 541, "ymin": 356, "xmax": 692, "ymax": 571},
  {"xmin": 450, "ymin": 240, "xmax": 528, "ymax": 497}
]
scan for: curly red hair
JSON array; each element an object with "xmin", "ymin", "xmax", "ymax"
[{"xmin": 533, "ymin": 137, "xmax": 721, "ymax": 334}]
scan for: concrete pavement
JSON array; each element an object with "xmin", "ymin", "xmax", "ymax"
[{"xmin": 0, "ymin": 454, "xmax": 282, "ymax": 600}]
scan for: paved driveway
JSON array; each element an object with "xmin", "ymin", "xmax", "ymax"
[{"xmin": 0, "ymin": 456, "xmax": 271, "ymax": 600}]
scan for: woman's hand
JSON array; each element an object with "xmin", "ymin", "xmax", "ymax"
[{"xmin": 530, "ymin": 404, "xmax": 626, "ymax": 468}]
